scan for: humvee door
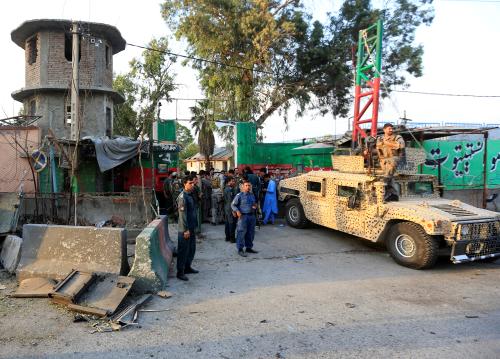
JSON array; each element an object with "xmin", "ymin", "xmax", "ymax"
[
  {"xmin": 301, "ymin": 178, "xmax": 333, "ymax": 226},
  {"xmin": 333, "ymin": 182, "xmax": 367, "ymax": 237}
]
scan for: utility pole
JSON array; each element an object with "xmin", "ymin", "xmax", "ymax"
[
  {"xmin": 70, "ymin": 22, "xmax": 80, "ymax": 141},
  {"xmin": 70, "ymin": 22, "xmax": 80, "ymax": 226}
]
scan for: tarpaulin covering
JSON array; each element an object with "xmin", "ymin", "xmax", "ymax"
[{"xmin": 86, "ymin": 137, "xmax": 149, "ymax": 172}]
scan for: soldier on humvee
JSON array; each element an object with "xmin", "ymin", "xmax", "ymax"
[{"xmin": 376, "ymin": 123, "xmax": 405, "ymax": 201}]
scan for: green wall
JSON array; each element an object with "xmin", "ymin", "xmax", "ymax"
[
  {"xmin": 422, "ymin": 138, "xmax": 500, "ymax": 189},
  {"xmin": 154, "ymin": 120, "xmax": 179, "ymax": 170},
  {"xmin": 236, "ymin": 122, "xmax": 309, "ymax": 166},
  {"xmin": 236, "ymin": 122, "xmax": 500, "ymax": 190}
]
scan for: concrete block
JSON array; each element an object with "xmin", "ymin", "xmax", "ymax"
[
  {"xmin": 1, "ymin": 235, "xmax": 22, "ymax": 273},
  {"xmin": 128, "ymin": 216, "xmax": 174, "ymax": 293},
  {"xmin": 17, "ymin": 224, "xmax": 128, "ymax": 281},
  {"xmin": 0, "ymin": 193, "xmax": 21, "ymax": 234}
]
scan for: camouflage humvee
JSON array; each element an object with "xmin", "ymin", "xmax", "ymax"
[{"xmin": 278, "ymin": 153, "xmax": 500, "ymax": 269}]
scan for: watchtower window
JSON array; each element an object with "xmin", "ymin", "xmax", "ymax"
[
  {"xmin": 28, "ymin": 99, "xmax": 36, "ymax": 116},
  {"xmin": 307, "ymin": 181, "xmax": 321, "ymax": 193},
  {"xmin": 64, "ymin": 33, "xmax": 81, "ymax": 62},
  {"xmin": 27, "ymin": 36, "xmax": 37, "ymax": 65},
  {"xmin": 105, "ymin": 45, "xmax": 110, "ymax": 68},
  {"xmin": 105, "ymin": 107, "xmax": 112, "ymax": 137},
  {"xmin": 65, "ymin": 97, "xmax": 71, "ymax": 125}
]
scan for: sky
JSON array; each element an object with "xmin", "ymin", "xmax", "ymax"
[{"xmin": 1, "ymin": 0, "xmax": 499, "ymax": 145}]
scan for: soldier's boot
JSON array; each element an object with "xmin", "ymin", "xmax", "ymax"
[
  {"xmin": 176, "ymin": 271, "xmax": 189, "ymax": 281},
  {"xmin": 185, "ymin": 266, "xmax": 199, "ymax": 274}
]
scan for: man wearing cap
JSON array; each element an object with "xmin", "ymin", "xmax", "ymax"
[
  {"xmin": 376, "ymin": 123, "xmax": 405, "ymax": 200},
  {"xmin": 231, "ymin": 179, "xmax": 258, "ymax": 257}
]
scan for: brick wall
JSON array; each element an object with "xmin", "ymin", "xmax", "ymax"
[
  {"xmin": 25, "ymin": 31, "xmax": 114, "ymax": 89},
  {"xmin": 25, "ymin": 34, "xmax": 41, "ymax": 87},
  {"xmin": 0, "ymin": 127, "xmax": 40, "ymax": 193}
]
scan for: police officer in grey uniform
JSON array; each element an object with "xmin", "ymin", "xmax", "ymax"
[
  {"xmin": 231, "ymin": 180, "xmax": 258, "ymax": 257},
  {"xmin": 176, "ymin": 176, "xmax": 199, "ymax": 281}
]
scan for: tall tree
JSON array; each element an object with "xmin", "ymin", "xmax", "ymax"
[
  {"xmin": 113, "ymin": 37, "xmax": 177, "ymax": 139},
  {"xmin": 162, "ymin": 0, "xmax": 433, "ymax": 130},
  {"xmin": 190, "ymin": 100, "xmax": 216, "ymax": 171},
  {"xmin": 176, "ymin": 122, "xmax": 194, "ymax": 149},
  {"xmin": 179, "ymin": 142, "xmax": 200, "ymax": 171}
]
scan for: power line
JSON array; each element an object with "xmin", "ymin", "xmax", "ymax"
[
  {"xmin": 128, "ymin": 44, "xmax": 500, "ymax": 99},
  {"xmin": 392, "ymin": 90, "xmax": 500, "ymax": 98},
  {"xmin": 126, "ymin": 43, "xmax": 274, "ymax": 76},
  {"xmin": 439, "ymin": 0, "xmax": 500, "ymax": 3}
]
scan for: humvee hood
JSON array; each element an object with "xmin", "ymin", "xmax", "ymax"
[{"xmin": 383, "ymin": 198, "xmax": 500, "ymax": 222}]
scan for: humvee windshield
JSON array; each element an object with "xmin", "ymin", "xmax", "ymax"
[{"xmin": 407, "ymin": 181, "xmax": 433, "ymax": 195}]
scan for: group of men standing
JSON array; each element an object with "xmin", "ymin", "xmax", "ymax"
[
  {"xmin": 163, "ymin": 166, "xmax": 281, "ymax": 280},
  {"xmin": 166, "ymin": 123, "xmax": 405, "ymax": 281}
]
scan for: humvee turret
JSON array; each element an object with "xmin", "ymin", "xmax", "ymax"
[{"xmin": 278, "ymin": 153, "xmax": 500, "ymax": 269}]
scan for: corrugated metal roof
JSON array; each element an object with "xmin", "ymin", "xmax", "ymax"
[{"xmin": 185, "ymin": 147, "xmax": 233, "ymax": 161}]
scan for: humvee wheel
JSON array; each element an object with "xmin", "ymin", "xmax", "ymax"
[
  {"xmin": 386, "ymin": 222, "xmax": 438, "ymax": 269},
  {"xmin": 285, "ymin": 198, "xmax": 309, "ymax": 228}
]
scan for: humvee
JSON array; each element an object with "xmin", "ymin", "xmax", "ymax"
[{"xmin": 278, "ymin": 154, "xmax": 500, "ymax": 269}]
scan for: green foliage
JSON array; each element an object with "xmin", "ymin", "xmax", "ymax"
[
  {"xmin": 176, "ymin": 122, "xmax": 194, "ymax": 149},
  {"xmin": 179, "ymin": 142, "xmax": 200, "ymax": 171},
  {"xmin": 162, "ymin": 0, "xmax": 433, "ymax": 129},
  {"xmin": 190, "ymin": 100, "xmax": 216, "ymax": 171},
  {"xmin": 113, "ymin": 37, "xmax": 176, "ymax": 139},
  {"xmin": 113, "ymin": 75, "xmax": 137, "ymax": 137}
]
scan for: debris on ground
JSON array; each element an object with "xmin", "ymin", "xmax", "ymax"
[
  {"xmin": 49, "ymin": 270, "xmax": 135, "ymax": 317},
  {"xmin": 138, "ymin": 308, "xmax": 170, "ymax": 313},
  {"xmin": 95, "ymin": 215, "xmax": 127, "ymax": 228},
  {"xmin": 345, "ymin": 303, "xmax": 356, "ymax": 308},
  {"xmin": 113, "ymin": 294, "xmax": 152, "ymax": 325},
  {"xmin": 0, "ymin": 284, "xmax": 6, "ymax": 290},
  {"xmin": 156, "ymin": 290, "xmax": 173, "ymax": 299},
  {"xmin": 11, "ymin": 277, "xmax": 56, "ymax": 298}
]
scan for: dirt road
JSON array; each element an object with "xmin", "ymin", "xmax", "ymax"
[{"xmin": 1, "ymin": 221, "xmax": 499, "ymax": 358}]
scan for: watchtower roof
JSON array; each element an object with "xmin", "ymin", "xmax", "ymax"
[{"xmin": 11, "ymin": 19, "xmax": 126, "ymax": 54}]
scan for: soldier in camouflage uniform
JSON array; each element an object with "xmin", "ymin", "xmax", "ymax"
[
  {"xmin": 376, "ymin": 123, "xmax": 405, "ymax": 201},
  {"xmin": 163, "ymin": 172, "xmax": 182, "ymax": 220},
  {"xmin": 234, "ymin": 168, "xmax": 243, "ymax": 193}
]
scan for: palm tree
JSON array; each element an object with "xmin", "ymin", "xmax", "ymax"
[{"xmin": 190, "ymin": 100, "xmax": 215, "ymax": 171}]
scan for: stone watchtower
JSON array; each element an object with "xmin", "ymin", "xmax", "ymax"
[{"xmin": 11, "ymin": 19, "xmax": 126, "ymax": 139}]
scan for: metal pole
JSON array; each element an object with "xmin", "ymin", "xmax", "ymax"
[
  {"xmin": 482, "ymin": 131, "xmax": 489, "ymax": 209},
  {"xmin": 70, "ymin": 22, "xmax": 80, "ymax": 141},
  {"xmin": 70, "ymin": 22, "xmax": 80, "ymax": 225}
]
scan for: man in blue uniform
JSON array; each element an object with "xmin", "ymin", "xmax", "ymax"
[
  {"xmin": 176, "ymin": 176, "xmax": 199, "ymax": 281},
  {"xmin": 231, "ymin": 180, "xmax": 258, "ymax": 257}
]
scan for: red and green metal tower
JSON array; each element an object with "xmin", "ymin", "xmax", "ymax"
[{"xmin": 352, "ymin": 19, "xmax": 383, "ymax": 148}]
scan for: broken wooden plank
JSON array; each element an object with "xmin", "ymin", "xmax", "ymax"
[
  {"xmin": 50, "ymin": 270, "xmax": 95, "ymax": 305},
  {"xmin": 11, "ymin": 277, "xmax": 57, "ymax": 298}
]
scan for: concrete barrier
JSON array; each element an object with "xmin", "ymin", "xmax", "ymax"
[
  {"xmin": 128, "ymin": 216, "xmax": 174, "ymax": 293},
  {"xmin": 17, "ymin": 224, "xmax": 128, "ymax": 281},
  {"xmin": 1, "ymin": 235, "xmax": 22, "ymax": 273}
]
